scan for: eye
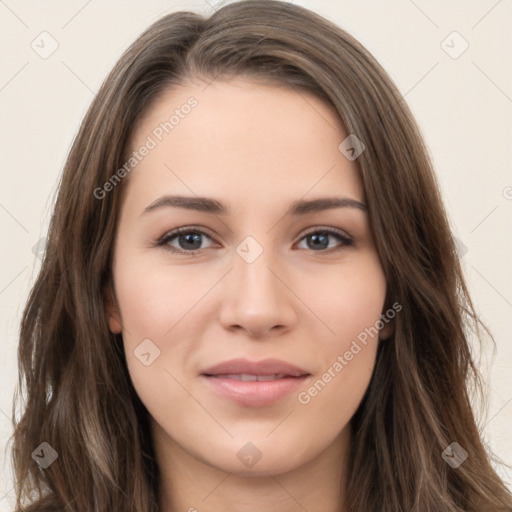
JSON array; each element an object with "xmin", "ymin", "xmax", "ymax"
[
  {"xmin": 156, "ymin": 227, "xmax": 217, "ymax": 254},
  {"xmin": 296, "ymin": 228, "xmax": 353, "ymax": 252},
  {"xmin": 156, "ymin": 226, "xmax": 353, "ymax": 255}
]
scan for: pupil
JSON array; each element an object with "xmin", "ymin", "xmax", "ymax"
[
  {"xmin": 309, "ymin": 233, "xmax": 328, "ymax": 250},
  {"xmin": 181, "ymin": 233, "xmax": 201, "ymax": 250}
]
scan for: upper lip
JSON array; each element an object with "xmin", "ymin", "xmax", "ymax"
[{"xmin": 201, "ymin": 358, "xmax": 310, "ymax": 377}]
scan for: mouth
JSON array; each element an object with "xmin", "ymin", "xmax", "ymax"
[
  {"xmin": 205, "ymin": 373, "xmax": 294, "ymax": 381},
  {"xmin": 200, "ymin": 358, "xmax": 311, "ymax": 407},
  {"xmin": 201, "ymin": 367, "xmax": 311, "ymax": 407},
  {"xmin": 201, "ymin": 357, "xmax": 310, "ymax": 378}
]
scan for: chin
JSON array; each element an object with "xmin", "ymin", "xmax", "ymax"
[
  {"xmin": 196, "ymin": 438, "xmax": 313, "ymax": 477},
  {"xmin": 213, "ymin": 454, "xmax": 303, "ymax": 477}
]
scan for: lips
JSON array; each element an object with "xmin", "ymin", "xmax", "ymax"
[
  {"xmin": 200, "ymin": 358, "xmax": 311, "ymax": 407},
  {"xmin": 214, "ymin": 373, "xmax": 288, "ymax": 381},
  {"xmin": 201, "ymin": 357, "xmax": 310, "ymax": 378}
]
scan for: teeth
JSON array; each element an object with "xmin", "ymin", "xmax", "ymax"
[{"xmin": 216, "ymin": 373, "xmax": 288, "ymax": 381}]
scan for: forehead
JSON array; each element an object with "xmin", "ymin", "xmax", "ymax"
[{"xmin": 123, "ymin": 77, "xmax": 364, "ymax": 213}]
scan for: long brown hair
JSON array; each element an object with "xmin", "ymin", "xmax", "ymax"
[{"xmin": 10, "ymin": 1, "xmax": 512, "ymax": 510}]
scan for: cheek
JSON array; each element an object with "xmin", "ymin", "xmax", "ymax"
[
  {"xmin": 114, "ymin": 257, "xmax": 207, "ymax": 338},
  {"xmin": 113, "ymin": 257, "xmax": 213, "ymax": 392},
  {"xmin": 114, "ymin": 262, "xmax": 194, "ymax": 416},
  {"xmin": 299, "ymin": 326, "xmax": 379, "ymax": 436},
  {"xmin": 302, "ymin": 255, "xmax": 385, "ymax": 416},
  {"xmin": 314, "ymin": 254, "xmax": 387, "ymax": 343}
]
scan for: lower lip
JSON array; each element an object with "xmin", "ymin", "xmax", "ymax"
[{"xmin": 201, "ymin": 375, "xmax": 310, "ymax": 407}]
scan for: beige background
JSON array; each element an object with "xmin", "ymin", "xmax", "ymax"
[{"xmin": 1, "ymin": 0, "xmax": 511, "ymax": 508}]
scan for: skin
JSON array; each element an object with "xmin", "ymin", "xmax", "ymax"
[{"xmin": 107, "ymin": 77, "xmax": 393, "ymax": 512}]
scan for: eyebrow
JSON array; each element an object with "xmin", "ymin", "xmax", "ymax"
[{"xmin": 141, "ymin": 195, "xmax": 367, "ymax": 217}]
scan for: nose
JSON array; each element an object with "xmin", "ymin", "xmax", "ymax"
[{"xmin": 218, "ymin": 248, "xmax": 298, "ymax": 339}]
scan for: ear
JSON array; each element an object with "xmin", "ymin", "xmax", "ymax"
[
  {"xmin": 379, "ymin": 295, "xmax": 397, "ymax": 341},
  {"xmin": 379, "ymin": 317, "xmax": 395, "ymax": 341},
  {"xmin": 105, "ymin": 282, "xmax": 123, "ymax": 334}
]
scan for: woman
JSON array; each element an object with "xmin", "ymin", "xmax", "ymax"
[{"xmin": 10, "ymin": 1, "xmax": 512, "ymax": 511}]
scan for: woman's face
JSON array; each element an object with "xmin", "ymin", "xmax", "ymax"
[{"xmin": 108, "ymin": 77, "xmax": 390, "ymax": 476}]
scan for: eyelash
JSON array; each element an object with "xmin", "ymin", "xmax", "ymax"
[{"xmin": 155, "ymin": 226, "xmax": 354, "ymax": 255}]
